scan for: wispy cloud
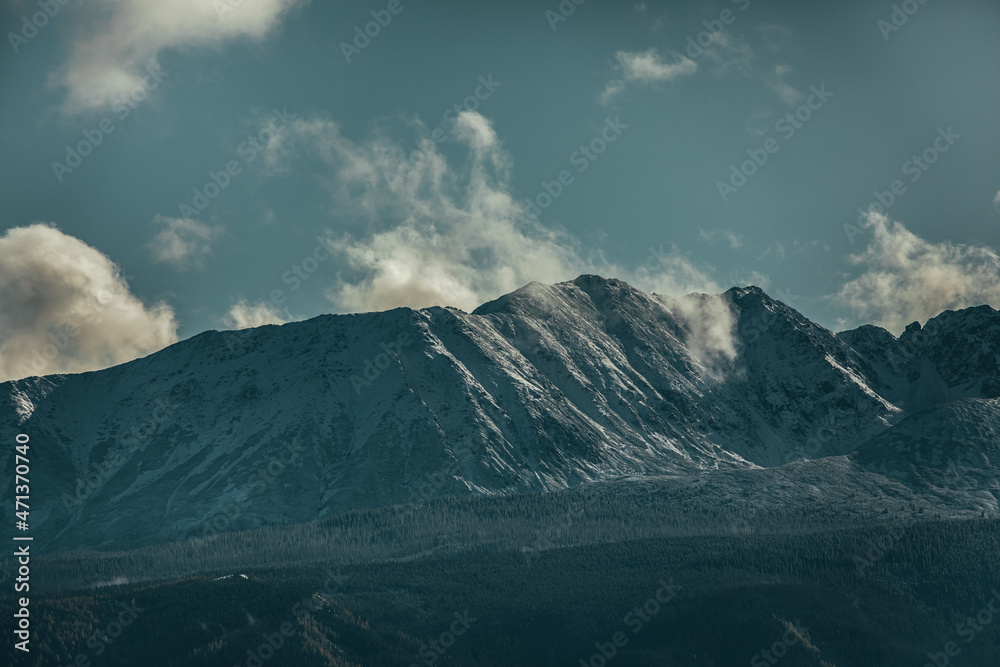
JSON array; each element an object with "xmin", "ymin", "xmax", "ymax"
[
  {"xmin": 618, "ymin": 49, "xmax": 698, "ymax": 83},
  {"xmin": 261, "ymin": 109, "xmax": 741, "ymax": 366},
  {"xmin": 0, "ymin": 224, "xmax": 177, "ymax": 381},
  {"xmin": 600, "ymin": 49, "xmax": 698, "ymax": 104},
  {"xmin": 265, "ymin": 110, "xmax": 721, "ymax": 310},
  {"xmin": 763, "ymin": 64, "xmax": 803, "ymax": 106},
  {"xmin": 55, "ymin": 0, "xmax": 306, "ymax": 112},
  {"xmin": 754, "ymin": 22, "xmax": 793, "ymax": 51},
  {"xmin": 835, "ymin": 212, "xmax": 1000, "ymax": 333},
  {"xmin": 146, "ymin": 216, "xmax": 222, "ymax": 270},
  {"xmin": 224, "ymin": 301, "xmax": 288, "ymax": 329},
  {"xmin": 701, "ymin": 31, "xmax": 754, "ymax": 75},
  {"xmin": 266, "ymin": 112, "xmax": 586, "ymax": 312},
  {"xmin": 699, "ymin": 229, "xmax": 744, "ymax": 250}
]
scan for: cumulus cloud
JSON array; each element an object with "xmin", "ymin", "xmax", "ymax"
[
  {"xmin": 994, "ymin": 189, "xmax": 1000, "ymax": 210},
  {"xmin": 146, "ymin": 216, "xmax": 221, "ymax": 269},
  {"xmin": 835, "ymin": 212, "xmax": 1000, "ymax": 333},
  {"xmin": 0, "ymin": 224, "xmax": 177, "ymax": 381},
  {"xmin": 223, "ymin": 301, "xmax": 288, "ymax": 330},
  {"xmin": 600, "ymin": 49, "xmax": 698, "ymax": 103},
  {"xmin": 56, "ymin": 0, "xmax": 305, "ymax": 112},
  {"xmin": 265, "ymin": 109, "xmax": 740, "ymax": 367},
  {"xmin": 265, "ymin": 110, "xmax": 721, "ymax": 312},
  {"xmin": 278, "ymin": 112, "xmax": 591, "ymax": 312}
]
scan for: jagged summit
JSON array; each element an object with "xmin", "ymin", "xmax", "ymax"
[{"xmin": 3, "ymin": 276, "xmax": 998, "ymax": 551}]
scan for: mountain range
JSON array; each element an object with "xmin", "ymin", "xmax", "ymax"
[{"xmin": 3, "ymin": 275, "xmax": 998, "ymax": 551}]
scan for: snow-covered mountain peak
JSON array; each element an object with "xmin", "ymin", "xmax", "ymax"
[{"xmin": 4, "ymin": 276, "xmax": 999, "ymax": 550}]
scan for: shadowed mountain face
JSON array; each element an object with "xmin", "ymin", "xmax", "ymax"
[
  {"xmin": 837, "ymin": 306, "xmax": 1000, "ymax": 412},
  {"xmin": 2, "ymin": 276, "xmax": 998, "ymax": 550},
  {"xmin": 850, "ymin": 398, "xmax": 1000, "ymax": 511}
]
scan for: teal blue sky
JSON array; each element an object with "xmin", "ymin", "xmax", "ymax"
[{"xmin": 2, "ymin": 0, "xmax": 1000, "ymax": 379}]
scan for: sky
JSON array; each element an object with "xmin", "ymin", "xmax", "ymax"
[{"xmin": 1, "ymin": 0, "xmax": 1000, "ymax": 381}]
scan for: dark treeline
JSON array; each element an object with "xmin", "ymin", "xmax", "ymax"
[
  {"xmin": 2, "ymin": 518, "xmax": 998, "ymax": 666},
  {"xmin": 11, "ymin": 472, "xmax": 950, "ymax": 593}
]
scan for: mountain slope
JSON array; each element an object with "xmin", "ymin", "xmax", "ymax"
[
  {"xmin": 850, "ymin": 397, "xmax": 1000, "ymax": 511},
  {"xmin": 2, "ymin": 276, "xmax": 997, "ymax": 551}
]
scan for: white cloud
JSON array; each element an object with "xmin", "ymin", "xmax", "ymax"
[
  {"xmin": 600, "ymin": 49, "xmax": 698, "ymax": 103},
  {"xmin": 0, "ymin": 224, "xmax": 177, "ymax": 381},
  {"xmin": 701, "ymin": 31, "xmax": 754, "ymax": 76},
  {"xmin": 617, "ymin": 49, "xmax": 698, "ymax": 83},
  {"xmin": 835, "ymin": 212, "xmax": 1000, "ymax": 333},
  {"xmin": 699, "ymin": 229, "xmax": 744, "ymax": 250},
  {"xmin": 993, "ymin": 189, "xmax": 1000, "ymax": 210},
  {"xmin": 671, "ymin": 294, "xmax": 738, "ymax": 367},
  {"xmin": 452, "ymin": 109, "xmax": 498, "ymax": 151},
  {"xmin": 636, "ymin": 247, "xmax": 722, "ymax": 297},
  {"xmin": 598, "ymin": 80, "xmax": 628, "ymax": 105},
  {"xmin": 743, "ymin": 270, "xmax": 772, "ymax": 290},
  {"xmin": 147, "ymin": 216, "xmax": 221, "ymax": 269},
  {"xmin": 56, "ymin": 0, "xmax": 305, "ymax": 112},
  {"xmin": 264, "ymin": 109, "xmax": 741, "ymax": 368},
  {"xmin": 224, "ymin": 301, "xmax": 288, "ymax": 329},
  {"xmin": 763, "ymin": 64, "xmax": 803, "ymax": 106},
  {"xmin": 266, "ymin": 110, "xmax": 721, "ymax": 310}
]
